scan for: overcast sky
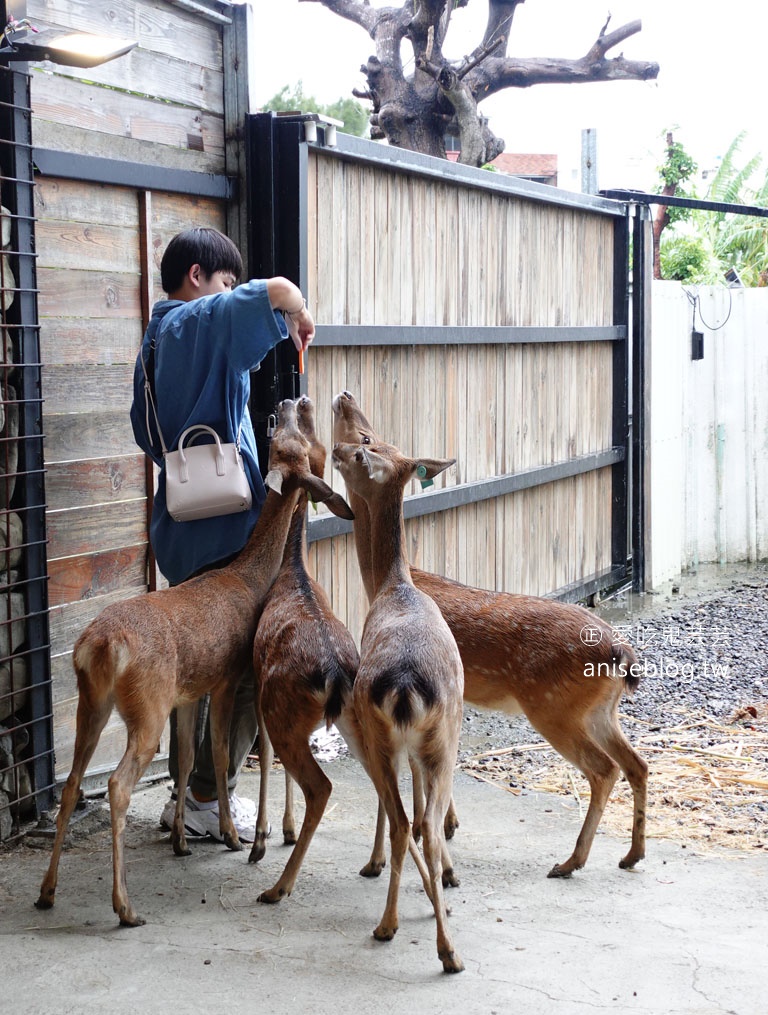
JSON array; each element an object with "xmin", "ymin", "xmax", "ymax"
[{"xmin": 248, "ymin": 0, "xmax": 766, "ymax": 193}]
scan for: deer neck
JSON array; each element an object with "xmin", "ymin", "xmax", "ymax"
[
  {"xmin": 229, "ymin": 487, "xmax": 302, "ymax": 591},
  {"xmin": 281, "ymin": 493, "xmax": 310, "ymax": 576},
  {"xmin": 347, "ymin": 488, "xmax": 376, "ymax": 604},
  {"xmin": 366, "ymin": 490, "xmax": 411, "ymax": 597}
]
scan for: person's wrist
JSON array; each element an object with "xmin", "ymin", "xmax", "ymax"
[{"xmin": 286, "ymin": 297, "xmax": 307, "ymax": 317}]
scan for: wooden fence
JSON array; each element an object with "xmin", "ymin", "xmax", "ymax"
[
  {"xmin": 248, "ymin": 122, "xmax": 632, "ymax": 646},
  {"xmin": 0, "ymin": 0, "xmax": 248, "ymax": 791}
]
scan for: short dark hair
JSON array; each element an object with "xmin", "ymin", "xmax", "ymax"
[{"xmin": 160, "ymin": 227, "xmax": 243, "ymax": 294}]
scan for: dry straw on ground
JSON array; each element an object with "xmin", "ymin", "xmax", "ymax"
[{"xmin": 458, "ymin": 705, "xmax": 768, "ymax": 855}]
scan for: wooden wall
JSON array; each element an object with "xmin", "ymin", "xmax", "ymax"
[
  {"xmin": 21, "ymin": 0, "xmax": 235, "ymax": 779},
  {"xmin": 25, "ymin": 0, "xmax": 228, "ymax": 172},
  {"xmin": 303, "ymin": 150, "xmax": 617, "ymax": 645}
]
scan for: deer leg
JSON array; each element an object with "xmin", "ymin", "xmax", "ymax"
[
  {"xmin": 208, "ymin": 688, "xmax": 240, "ymax": 852},
  {"xmin": 283, "ymin": 767, "xmax": 297, "ymax": 845},
  {"xmin": 258, "ymin": 738, "xmax": 331, "ymax": 904},
  {"xmin": 547, "ymin": 741, "xmax": 619, "ymax": 878},
  {"xmin": 248, "ymin": 703, "xmax": 273, "ymax": 863},
  {"xmin": 410, "ymin": 759, "xmax": 425, "ymax": 842},
  {"xmin": 170, "ymin": 702, "xmax": 197, "ymax": 857},
  {"xmin": 422, "ymin": 783, "xmax": 464, "ymax": 974},
  {"xmin": 370, "ymin": 755, "xmax": 410, "ymax": 943},
  {"xmin": 444, "ymin": 795, "xmax": 460, "ymax": 841},
  {"xmin": 36, "ymin": 693, "xmax": 112, "ymax": 911},
  {"xmin": 603, "ymin": 726, "xmax": 648, "ymax": 870},
  {"xmin": 335, "ymin": 710, "xmax": 386, "ymax": 877},
  {"xmin": 109, "ymin": 717, "xmax": 167, "ymax": 926},
  {"xmin": 357, "ymin": 797, "xmax": 387, "ymax": 878}
]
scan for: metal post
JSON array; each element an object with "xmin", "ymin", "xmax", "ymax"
[
  {"xmin": 631, "ymin": 204, "xmax": 652, "ymax": 592},
  {"xmin": 581, "ymin": 128, "xmax": 598, "ymax": 195},
  {"xmin": 610, "ymin": 208, "xmax": 631, "ymax": 585}
]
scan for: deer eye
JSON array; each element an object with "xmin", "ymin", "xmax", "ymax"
[{"xmin": 361, "ymin": 434, "xmax": 371, "ymax": 445}]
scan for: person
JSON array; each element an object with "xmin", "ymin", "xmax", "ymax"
[{"xmin": 130, "ymin": 226, "xmax": 315, "ymax": 841}]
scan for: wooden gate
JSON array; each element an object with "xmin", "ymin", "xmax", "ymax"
[{"xmin": 247, "ymin": 115, "xmax": 633, "ymax": 645}]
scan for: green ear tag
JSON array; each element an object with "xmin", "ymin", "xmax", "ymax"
[{"xmin": 416, "ymin": 463, "xmax": 433, "ymax": 489}]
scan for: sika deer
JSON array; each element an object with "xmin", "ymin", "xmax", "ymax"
[
  {"xmin": 247, "ymin": 395, "xmax": 363, "ymax": 902},
  {"xmin": 332, "ymin": 438, "xmax": 465, "ymax": 974},
  {"xmin": 332, "ymin": 390, "xmax": 647, "ymax": 878},
  {"xmin": 36, "ymin": 398, "xmax": 352, "ymax": 927}
]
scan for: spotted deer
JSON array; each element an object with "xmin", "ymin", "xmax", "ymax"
[
  {"xmin": 36, "ymin": 398, "xmax": 353, "ymax": 927},
  {"xmin": 331, "ymin": 390, "xmax": 647, "ymax": 878},
  {"xmin": 332, "ymin": 437, "xmax": 465, "ymax": 974}
]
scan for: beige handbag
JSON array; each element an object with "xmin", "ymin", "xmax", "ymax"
[
  {"xmin": 140, "ymin": 347, "xmax": 252, "ymax": 523},
  {"xmin": 163, "ymin": 424, "xmax": 252, "ymax": 523}
]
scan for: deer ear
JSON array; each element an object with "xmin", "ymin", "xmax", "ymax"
[
  {"xmin": 360, "ymin": 448, "xmax": 389, "ymax": 484},
  {"xmin": 303, "ymin": 475, "xmax": 354, "ymax": 520},
  {"xmin": 264, "ymin": 468, "xmax": 284, "ymax": 494},
  {"xmin": 413, "ymin": 457, "xmax": 456, "ymax": 481}
]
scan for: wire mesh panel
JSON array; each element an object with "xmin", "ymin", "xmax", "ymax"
[{"xmin": 0, "ymin": 62, "xmax": 54, "ymax": 842}]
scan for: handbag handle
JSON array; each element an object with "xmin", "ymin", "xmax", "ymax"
[
  {"xmin": 176, "ymin": 425, "xmax": 235, "ymax": 482},
  {"xmin": 141, "ymin": 342, "xmax": 243, "ymax": 465}
]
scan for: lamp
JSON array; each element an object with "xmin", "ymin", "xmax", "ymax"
[{"xmin": 0, "ymin": 19, "xmax": 137, "ymax": 68}]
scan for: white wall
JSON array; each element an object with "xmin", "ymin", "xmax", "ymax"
[{"xmin": 647, "ymin": 283, "xmax": 768, "ymax": 588}]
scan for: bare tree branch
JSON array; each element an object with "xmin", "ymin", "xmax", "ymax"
[
  {"xmin": 298, "ymin": 3, "xmax": 659, "ymax": 167},
  {"xmin": 467, "ymin": 20, "xmax": 658, "ymax": 98}
]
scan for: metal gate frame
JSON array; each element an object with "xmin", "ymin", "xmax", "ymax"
[
  {"xmin": 0, "ymin": 61, "xmax": 55, "ymax": 835},
  {"xmin": 245, "ymin": 111, "xmax": 639, "ymax": 603}
]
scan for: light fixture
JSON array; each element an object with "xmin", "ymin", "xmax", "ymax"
[{"xmin": 0, "ymin": 19, "xmax": 137, "ymax": 68}]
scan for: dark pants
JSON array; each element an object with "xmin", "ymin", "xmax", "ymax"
[
  {"xmin": 168, "ymin": 671, "xmax": 258, "ymax": 799},
  {"xmin": 167, "ymin": 553, "xmax": 258, "ymax": 800}
]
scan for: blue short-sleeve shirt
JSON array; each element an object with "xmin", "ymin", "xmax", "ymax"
[{"xmin": 130, "ymin": 279, "xmax": 289, "ymax": 584}]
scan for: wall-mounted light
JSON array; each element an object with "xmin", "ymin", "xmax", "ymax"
[{"xmin": 0, "ymin": 19, "xmax": 137, "ymax": 68}]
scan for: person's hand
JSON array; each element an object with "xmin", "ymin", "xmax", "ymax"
[{"xmin": 285, "ymin": 303, "xmax": 315, "ymax": 352}]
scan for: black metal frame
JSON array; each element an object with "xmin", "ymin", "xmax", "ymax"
[
  {"xmin": 0, "ymin": 60, "xmax": 55, "ymax": 834},
  {"xmin": 246, "ymin": 113, "xmax": 307, "ymax": 475},
  {"xmin": 245, "ymin": 114, "xmax": 636, "ymax": 603}
]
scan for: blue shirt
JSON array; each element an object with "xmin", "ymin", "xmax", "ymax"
[{"xmin": 130, "ymin": 279, "xmax": 289, "ymax": 584}]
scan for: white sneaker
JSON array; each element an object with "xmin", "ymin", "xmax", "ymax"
[
  {"xmin": 159, "ymin": 792, "xmax": 205, "ymax": 837},
  {"xmin": 183, "ymin": 789, "xmax": 258, "ymax": 843}
]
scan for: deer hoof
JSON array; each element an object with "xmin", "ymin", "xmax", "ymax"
[
  {"xmin": 248, "ymin": 840, "xmax": 266, "ymax": 864},
  {"xmin": 442, "ymin": 868, "xmax": 460, "ymax": 889},
  {"xmin": 619, "ymin": 854, "xmax": 644, "ymax": 870},
  {"xmin": 223, "ymin": 832, "xmax": 243, "ymax": 852},
  {"xmin": 117, "ymin": 906, "xmax": 146, "ymax": 928},
  {"xmin": 440, "ymin": 950, "xmax": 465, "ymax": 974},
  {"xmin": 359, "ymin": 860, "xmax": 385, "ymax": 878},
  {"xmin": 257, "ymin": 886, "xmax": 286, "ymax": 905},
  {"xmin": 373, "ymin": 923, "xmax": 396, "ymax": 942},
  {"xmin": 547, "ymin": 863, "xmax": 574, "ymax": 879},
  {"xmin": 34, "ymin": 892, "xmax": 55, "ymax": 910}
]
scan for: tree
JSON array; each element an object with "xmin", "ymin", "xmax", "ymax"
[
  {"xmin": 299, "ymin": 0, "xmax": 659, "ymax": 166},
  {"xmin": 262, "ymin": 81, "xmax": 370, "ymax": 137},
  {"xmin": 652, "ymin": 131, "xmax": 697, "ymax": 280}
]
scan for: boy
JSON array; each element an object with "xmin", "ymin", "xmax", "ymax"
[{"xmin": 130, "ymin": 227, "xmax": 314, "ymax": 840}]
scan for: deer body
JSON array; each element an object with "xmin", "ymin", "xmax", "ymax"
[
  {"xmin": 247, "ymin": 401, "xmax": 364, "ymax": 902},
  {"xmin": 332, "ymin": 390, "xmax": 647, "ymax": 878},
  {"xmin": 36, "ymin": 398, "xmax": 352, "ymax": 927},
  {"xmin": 333, "ymin": 439, "xmax": 465, "ymax": 974}
]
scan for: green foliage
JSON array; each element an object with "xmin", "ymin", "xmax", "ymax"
[
  {"xmin": 659, "ymin": 132, "xmax": 768, "ymax": 286},
  {"xmin": 655, "ymin": 130, "xmax": 698, "ymax": 227},
  {"xmin": 659, "ymin": 233, "xmax": 717, "ymax": 284},
  {"xmin": 261, "ymin": 82, "xmax": 370, "ymax": 138}
]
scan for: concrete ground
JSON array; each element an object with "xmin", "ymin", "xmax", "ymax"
[{"xmin": 1, "ymin": 758, "xmax": 765, "ymax": 1015}]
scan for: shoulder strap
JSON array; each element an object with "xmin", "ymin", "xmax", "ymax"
[
  {"xmin": 139, "ymin": 335, "xmax": 244, "ymax": 456},
  {"xmin": 139, "ymin": 341, "xmax": 169, "ymax": 456}
]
